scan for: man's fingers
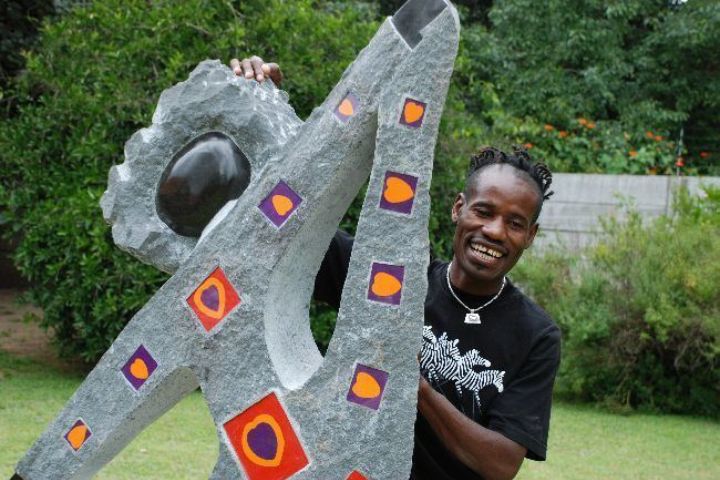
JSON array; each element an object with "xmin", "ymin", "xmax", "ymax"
[
  {"xmin": 241, "ymin": 58, "xmax": 254, "ymax": 79},
  {"xmin": 230, "ymin": 58, "xmax": 242, "ymax": 76},
  {"xmin": 264, "ymin": 62, "xmax": 283, "ymax": 87},
  {"xmin": 229, "ymin": 55, "xmax": 281, "ymax": 86},
  {"xmin": 249, "ymin": 56, "xmax": 265, "ymax": 81}
]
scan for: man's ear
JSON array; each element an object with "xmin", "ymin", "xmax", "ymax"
[
  {"xmin": 451, "ymin": 193, "xmax": 465, "ymax": 223},
  {"xmin": 525, "ymin": 222, "xmax": 539, "ymax": 248}
]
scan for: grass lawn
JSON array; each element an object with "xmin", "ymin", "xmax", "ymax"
[{"xmin": 1, "ymin": 351, "xmax": 718, "ymax": 479}]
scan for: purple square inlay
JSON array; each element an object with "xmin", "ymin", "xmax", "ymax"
[
  {"xmin": 367, "ymin": 262, "xmax": 404, "ymax": 306},
  {"xmin": 121, "ymin": 344, "xmax": 158, "ymax": 391},
  {"xmin": 346, "ymin": 364, "xmax": 389, "ymax": 410},
  {"xmin": 399, "ymin": 97, "xmax": 427, "ymax": 128},
  {"xmin": 378, "ymin": 171, "xmax": 418, "ymax": 215},
  {"xmin": 64, "ymin": 419, "xmax": 92, "ymax": 451},
  {"xmin": 258, "ymin": 180, "xmax": 303, "ymax": 228},
  {"xmin": 333, "ymin": 92, "xmax": 359, "ymax": 123}
]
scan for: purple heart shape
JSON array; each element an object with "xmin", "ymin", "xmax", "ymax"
[
  {"xmin": 246, "ymin": 422, "xmax": 278, "ymax": 461},
  {"xmin": 200, "ymin": 285, "xmax": 220, "ymax": 311}
]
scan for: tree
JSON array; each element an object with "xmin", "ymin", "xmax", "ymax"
[{"xmin": 454, "ymin": 0, "xmax": 720, "ymax": 173}]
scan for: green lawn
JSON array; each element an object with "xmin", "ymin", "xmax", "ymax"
[{"xmin": 1, "ymin": 352, "xmax": 718, "ymax": 479}]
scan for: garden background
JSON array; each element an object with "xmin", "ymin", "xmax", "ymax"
[{"xmin": 1, "ymin": 0, "xmax": 719, "ymax": 478}]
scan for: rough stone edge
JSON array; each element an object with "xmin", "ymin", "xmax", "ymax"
[{"xmin": 100, "ymin": 60, "xmax": 303, "ymax": 273}]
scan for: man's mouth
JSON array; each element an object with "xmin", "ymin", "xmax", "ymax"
[{"xmin": 469, "ymin": 241, "xmax": 505, "ymax": 262}]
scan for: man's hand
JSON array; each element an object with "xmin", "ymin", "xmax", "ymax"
[
  {"xmin": 229, "ymin": 55, "xmax": 283, "ymax": 86},
  {"xmin": 418, "ymin": 377, "xmax": 526, "ymax": 480}
]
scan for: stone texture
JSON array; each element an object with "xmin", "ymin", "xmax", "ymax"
[
  {"xmin": 14, "ymin": 1, "xmax": 460, "ymax": 478},
  {"xmin": 100, "ymin": 61, "xmax": 302, "ymax": 273}
]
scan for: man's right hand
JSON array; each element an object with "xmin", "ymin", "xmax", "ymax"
[{"xmin": 229, "ymin": 55, "xmax": 283, "ymax": 87}]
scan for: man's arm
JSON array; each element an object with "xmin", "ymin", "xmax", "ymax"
[{"xmin": 417, "ymin": 377, "xmax": 526, "ymax": 480}]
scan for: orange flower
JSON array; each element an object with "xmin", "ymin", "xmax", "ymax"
[
  {"xmin": 700, "ymin": 151, "xmax": 710, "ymax": 159},
  {"xmin": 544, "ymin": 124, "xmax": 555, "ymax": 131},
  {"xmin": 586, "ymin": 122, "xmax": 596, "ymax": 129},
  {"xmin": 558, "ymin": 130, "xmax": 569, "ymax": 138},
  {"xmin": 646, "ymin": 131, "xmax": 654, "ymax": 139},
  {"xmin": 629, "ymin": 150, "xmax": 638, "ymax": 158},
  {"xmin": 578, "ymin": 117, "xmax": 588, "ymax": 126},
  {"xmin": 654, "ymin": 135, "xmax": 663, "ymax": 142},
  {"xmin": 675, "ymin": 157, "xmax": 685, "ymax": 167},
  {"xmin": 523, "ymin": 143, "xmax": 534, "ymax": 149}
]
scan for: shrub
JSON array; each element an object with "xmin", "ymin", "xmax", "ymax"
[
  {"xmin": 0, "ymin": 0, "xmax": 379, "ymax": 363},
  {"xmin": 0, "ymin": 0, "xmax": 55, "ymax": 90},
  {"xmin": 453, "ymin": 0, "xmax": 720, "ymax": 175},
  {"xmin": 513, "ymin": 188, "xmax": 720, "ymax": 417}
]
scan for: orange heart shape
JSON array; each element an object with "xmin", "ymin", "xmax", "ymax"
[
  {"xmin": 271, "ymin": 194, "xmax": 294, "ymax": 216},
  {"xmin": 404, "ymin": 101, "xmax": 425, "ymax": 124},
  {"xmin": 241, "ymin": 414, "xmax": 286, "ymax": 467},
  {"xmin": 193, "ymin": 277, "xmax": 226, "ymax": 320},
  {"xmin": 67, "ymin": 424, "xmax": 88, "ymax": 450},
  {"xmin": 371, "ymin": 272, "xmax": 402, "ymax": 297},
  {"xmin": 129, "ymin": 358, "xmax": 149, "ymax": 380},
  {"xmin": 352, "ymin": 372, "xmax": 382, "ymax": 399},
  {"xmin": 338, "ymin": 98, "xmax": 355, "ymax": 117},
  {"xmin": 383, "ymin": 176, "xmax": 415, "ymax": 204}
]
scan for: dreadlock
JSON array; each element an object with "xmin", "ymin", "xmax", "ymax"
[{"xmin": 465, "ymin": 146, "xmax": 554, "ymax": 221}]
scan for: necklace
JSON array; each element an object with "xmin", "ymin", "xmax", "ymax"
[{"xmin": 445, "ymin": 261, "xmax": 506, "ymax": 325}]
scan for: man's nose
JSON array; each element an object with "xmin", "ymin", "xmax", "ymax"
[{"xmin": 481, "ymin": 216, "xmax": 506, "ymax": 241}]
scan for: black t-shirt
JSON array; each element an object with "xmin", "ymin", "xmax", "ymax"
[{"xmin": 314, "ymin": 231, "xmax": 561, "ymax": 479}]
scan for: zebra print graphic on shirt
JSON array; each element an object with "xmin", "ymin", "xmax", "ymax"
[{"xmin": 420, "ymin": 326, "xmax": 505, "ymax": 410}]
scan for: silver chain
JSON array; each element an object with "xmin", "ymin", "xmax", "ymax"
[{"xmin": 445, "ymin": 261, "xmax": 506, "ymax": 324}]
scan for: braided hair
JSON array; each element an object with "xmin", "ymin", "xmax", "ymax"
[{"xmin": 465, "ymin": 146, "xmax": 554, "ymax": 222}]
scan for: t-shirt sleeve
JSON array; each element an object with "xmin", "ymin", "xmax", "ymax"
[
  {"xmin": 312, "ymin": 230, "xmax": 354, "ymax": 309},
  {"xmin": 486, "ymin": 324, "xmax": 561, "ymax": 461}
]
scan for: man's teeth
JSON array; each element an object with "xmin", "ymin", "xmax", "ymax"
[{"xmin": 470, "ymin": 243, "xmax": 503, "ymax": 258}]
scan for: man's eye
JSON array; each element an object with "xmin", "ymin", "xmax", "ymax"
[{"xmin": 510, "ymin": 220, "xmax": 525, "ymax": 229}]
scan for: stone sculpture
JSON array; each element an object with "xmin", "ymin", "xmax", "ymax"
[{"xmin": 12, "ymin": 1, "xmax": 459, "ymax": 478}]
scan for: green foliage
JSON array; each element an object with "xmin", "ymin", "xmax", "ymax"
[
  {"xmin": 514, "ymin": 188, "xmax": 720, "ymax": 416},
  {"xmin": 455, "ymin": 0, "xmax": 720, "ymax": 174},
  {"xmin": 2, "ymin": 0, "xmax": 718, "ymax": 364},
  {"xmin": 0, "ymin": 0, "xmax": 379, "ymax": 362},
  {"xmin": 13, "ymin": 190, "xmax": 168, "ymax": 361},
  {"xmin": 0, "ymin": 0, "xmax": 55, "ymax": 90}
]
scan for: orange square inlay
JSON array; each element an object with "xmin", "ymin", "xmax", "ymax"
[
  {"xmin": 187, "ymin": 267, "xmax": 240, "ymax": 332},
  {"xmin": 224, "ymin": 392, "xmax": 309, "ymax": 480}
]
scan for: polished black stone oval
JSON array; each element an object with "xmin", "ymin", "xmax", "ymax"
[{"xmin": 156, "ymin": 132, "xmax": 251, "ymax": 237}]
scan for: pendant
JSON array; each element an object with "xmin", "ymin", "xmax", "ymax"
[{"xmin": 464, "ymin": 312, "xmax": 481, "ymax": 324}]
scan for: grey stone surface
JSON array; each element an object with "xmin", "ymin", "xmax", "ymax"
[
  {"xmin": 100, "ymin": 60, "xmax": 303, "ymax": 273},
  {"xmin": 14, "ymin": 1, "xmax": 460, "ymax": 479}
]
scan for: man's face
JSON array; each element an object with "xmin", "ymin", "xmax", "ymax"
[{"xmin": 451, "ymin": 164, "xmax": 540, "ymax": 295}]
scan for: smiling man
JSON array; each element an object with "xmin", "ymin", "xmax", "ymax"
[{"xmin": 233, "ymin": 58, "xmax": 561, "ymax": 480}]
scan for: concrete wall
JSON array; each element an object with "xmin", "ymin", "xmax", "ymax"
[{"xmin": 534, "ymin": 173, "xmax": 720, "ymax": 250}]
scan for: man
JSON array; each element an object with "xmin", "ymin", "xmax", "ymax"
[{"xmin": 232, "ymin": 57, "xmax": 561, "ymax": 480}]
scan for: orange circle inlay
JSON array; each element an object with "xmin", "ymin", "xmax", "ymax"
[
  {"xmin": 383, "ymin": 176, "xmax": 415, "ymax": 204},
  {"xmin": 403, "ymin": 101, "xmax": 425, "ymax": 123},
  {"xmin": 352, "ymin": 372, "xmax": 382, "ymax": 399},
  {"xmin": 129, "ymin": 358, "xmax": 149, "ymax": 380},
  {"xmin": 371, "ymin": 272, "xmax": 402, "ymax": 297},
  {"xmin": 67, "ymin": 424, "xmax": 88, "ymax": 450},
  {"xmin": 193, "ymin": 277, "xmax": 226, "ymax": 320},
  {"xmin": 271, "ymin": 194, "xmax": 294, "ymax": 216},
  {"xmin": 338, "ymin": 98, "xmax": 355, "ymax": 117}
]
